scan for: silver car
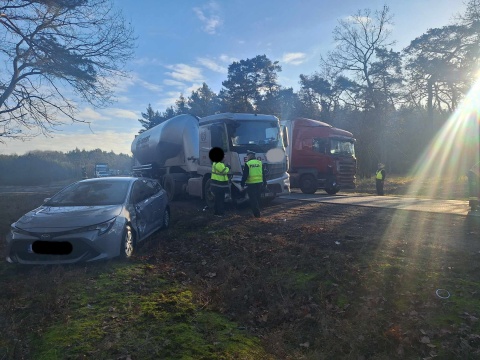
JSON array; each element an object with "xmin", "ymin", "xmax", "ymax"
[{"xmin": 6, "ymin": 177, "xmax": 170, "ymax": 264}]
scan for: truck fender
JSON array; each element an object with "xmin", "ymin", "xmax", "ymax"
[{"xmin": 296, "ymin": 168, "xmax": 319, "ymax": 178}]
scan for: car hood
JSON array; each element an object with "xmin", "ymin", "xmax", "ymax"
[{"xmin": 15, "ymin": 205, "xmax": 124, "ymax": 231}]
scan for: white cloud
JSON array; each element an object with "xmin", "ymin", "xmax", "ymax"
[
  {"xmin": 163, "ymin": 79, "xmax": 185, "ymax": 87},
  {"xmin": 77, "ymin": 107, "xmax": 108, "ymax": 121},
  {"xmin": 133, "ymin": 57, "xmax": 164, "ymax": 66},
  {"xmin": 155, "ymin": 91, "xmax": 184, "ymax": 109},
  {"xmin": 185, "ymin": 83, "xmax": 205, "ymax": 95},
  {"xmin": 113, "ymin": 73, "xmax": 162, "ymax": 93},
  {"xmin": 137, "ymin": 78, "xmax": 162, "ymax": 92},
  {"xmin": 165, "ymin": 64, "xmax": 204, "ymax": 82},
  {"xmin": 219, "ymin": 54, "xmax": 238, "ymax": 64},
  {"xmin": 102, "ymin": 108, "xmax": 139, "ymax": 120},
  {"xmin": 193, "ymin": 1, "xmax": 222, "ymax": 34},
  {"xmin": 282, "ymin": 52, "xmax": 307, "ymax": 65},
  {"xmin": 197, "ymin": 57, "xmax": 227, "ymax": 74}
]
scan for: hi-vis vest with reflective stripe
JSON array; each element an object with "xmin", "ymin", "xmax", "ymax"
[
  {"xmin": 376, "ymin": 169, "xmax": 384, "ymax": 180},
  {"xmin": 211, "ymin": 162, "xmax": 229, "ymax": 182},
  {"xmin": 245, "ymin": 159, "xmax": 263, "ymax": 184}
]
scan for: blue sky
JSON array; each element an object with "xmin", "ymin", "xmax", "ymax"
[{"xmin": 1, "ymin": 0, "xmax": 467, "ymax": 155}]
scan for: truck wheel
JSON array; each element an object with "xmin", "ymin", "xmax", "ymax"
[
  {"xmin": 163, "ymin": 174, "xmax": 176, "ymax": 202},
  {"xmin": 204, "ymin": 179, "xmax": 215, "ymax": 208},
  {"xmin": 300, "ymin": 174, "xmax": 317, "ymax": 194},
  {"xmin": 325, "ymin": 188, "xmax": 339, "ymax": 195}
]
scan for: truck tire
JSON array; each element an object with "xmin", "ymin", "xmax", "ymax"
[
  {"xmin": 163, "ymin": 174, "xmax": 176, "ymax": 202},
  {"xmin": 325, "ymin": 188, "xmax": 339, "ymax": 195},
  {"xmin": 300, "ymin": 174, "xmax": 317, "ymax": 194}
]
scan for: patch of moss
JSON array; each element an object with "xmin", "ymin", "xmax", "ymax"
[{"xmin": 31, "ymin": 262, "xmax": 269, "ymax": 359}]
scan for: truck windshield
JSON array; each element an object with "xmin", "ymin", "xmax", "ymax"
[
  {"xmin": 330, "ymin": 139, "xmax": 355, "ymax": 156},
  {"xmin": 228, "ymin": 120, "xmax": 281, "ymax": 153}
]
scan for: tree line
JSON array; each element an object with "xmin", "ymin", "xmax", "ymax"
[
  {"xmin": 138, "ymin": 3, "xmax": 480, "ymax": 177},
  {"xmin": 0, "ymin": 149, "xmax": 132, "ymax": 186}
]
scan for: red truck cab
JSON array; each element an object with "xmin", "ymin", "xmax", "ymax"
[{"xmin": 281, "ymin": 118, "xmax": 356, "ymax": 194}]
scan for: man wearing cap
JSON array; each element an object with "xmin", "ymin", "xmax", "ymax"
[
  {"xmin": 376, "ymin": 163, "xmax": 386, "ymax": 196},
  {"xmin": 241, "ymin": 151, "xmax": 266, "ymax": 218}
]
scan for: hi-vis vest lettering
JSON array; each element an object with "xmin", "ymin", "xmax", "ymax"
[{"xmin": 246, "ymin": 160, "xmax": 263, "ymax": 184}]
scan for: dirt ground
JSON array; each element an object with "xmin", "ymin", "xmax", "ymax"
[
  {"xmin": 1, "ymin": 186, "xmax": 480, "ymax": 359},
  {"xmin": 143, "ymin": 193, "xmax": 480, "ymax": 358}
]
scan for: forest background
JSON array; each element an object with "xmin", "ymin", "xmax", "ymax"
[{"xmin": 1, "ymin": 2, "xmax": 479, "ymax": 186}]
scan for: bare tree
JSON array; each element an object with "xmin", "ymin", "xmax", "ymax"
[
  {"xmin": 321, "ymin": 5, "xmax": 395, "ymax": 111},
  {"xmin": 0, "ymin": 0, "xmax": 135, "ymax": 142},
  {"xmin": 403, "ymin": 0, "xmax": 480, "ymax": 128}
]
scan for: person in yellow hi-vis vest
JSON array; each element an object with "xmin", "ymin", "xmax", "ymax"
[
  {"xmin": 376, "ymin": 163, "xmax": 386, "ymax": 196},
  {"xmin": 211, "ymin": 154, "xmax": 230, "ymax": 217},
  {"xmin": 240, "ymin": 151, "xmax": 266, "ymax": 218}
]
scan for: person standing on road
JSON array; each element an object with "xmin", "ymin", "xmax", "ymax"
[
  {"xmin": 376, "ymin": 163, "xmax": 386, "ymax": 196},
  {"xmin": 241, "ymin": 151, "xmax": 266, "ymax": 218},
  {"xmin": 211, "ymin": 154, "xmax": 231, "ymax": 217}
]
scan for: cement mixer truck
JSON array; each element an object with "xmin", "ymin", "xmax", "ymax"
[{"xmin": 131, "ymin": 113, "xmax": 290, "ymax": 206}]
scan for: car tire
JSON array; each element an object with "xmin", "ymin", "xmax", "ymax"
[
  {"xmin": 161, "ymin": 207, "xmax": 170, "ymax": 229},
  {"xmin": 120, "ymin": 225, "xmax": 135, "ymax": 259}
]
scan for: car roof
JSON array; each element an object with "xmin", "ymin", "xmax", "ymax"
[{"xmin": 79, "ymin": 176, "xmax": 155, "ymax": 184}]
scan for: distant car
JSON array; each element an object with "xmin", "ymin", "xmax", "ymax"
[{"xmin": 6, "ymin": 177, "xmax": 170, "ymax": 264}]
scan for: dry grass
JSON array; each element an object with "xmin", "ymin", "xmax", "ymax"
[{"xmin": 1, "ymin": 179, "xmax": 480, "ymax": 359}]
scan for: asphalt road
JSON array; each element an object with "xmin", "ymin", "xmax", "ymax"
[{"xmin": 278, "ymin": 191, "xmax": 471, "ymax": 216}]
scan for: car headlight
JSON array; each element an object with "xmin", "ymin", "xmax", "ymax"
[
  {"xmin": 10, "ymin": 224, "xmax": 31, "ymax": 236},
  {"xmin": 85, "ymin": 218, "xmax": 117, "ymax": 235}
]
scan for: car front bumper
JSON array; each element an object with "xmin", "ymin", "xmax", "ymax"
[{"xmin": 5, "ymin": 221, "xmax": 125, "ymax": 265}]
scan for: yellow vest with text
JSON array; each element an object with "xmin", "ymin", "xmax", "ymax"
[
  {"xmin": 211, "ymin": 162, "xmax": 229, "ymax": 182},
  {"xmin": 245, "ymin": 159, "xmax": 263, "ymax": 184}
]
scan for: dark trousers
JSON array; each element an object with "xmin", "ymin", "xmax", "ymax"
[
  {"xmin": 212, "ymin": 185, "xmax": 227, "ymax": 215},
  {"xmin": 246, "ymin": 183, "xmax": 262, "ymax": 217},
  {"xmin": 376, "ymin": 179, "xmax": 384, "ymax": 196}
]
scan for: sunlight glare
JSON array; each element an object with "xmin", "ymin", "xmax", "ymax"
[{"xmin": 407, "ymin": 79, "xmax": 480, "ymax": 200}]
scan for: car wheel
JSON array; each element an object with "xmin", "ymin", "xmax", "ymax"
[
  {"xmin": 161, "ymin": 207, "xmax": 170, "ymax": 229},
  {"xmin": 300, "ymin": 174, "xmax": 317, "ymax": 194},
  {"xmin": 120, "ymin": 225, "xmax": 135, "ymax": 259}
]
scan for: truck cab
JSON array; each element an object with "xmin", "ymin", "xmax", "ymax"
[
  {"xmin": 195, "ymin": 113, "xmax": 290, "ymax": 205},
  {"xmin": 281, "ymin": 118, "xmax": 356, "ymax": 194}
]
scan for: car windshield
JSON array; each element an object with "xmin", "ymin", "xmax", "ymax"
[{"xmin": 46, "ymin": 181, "xmax": 130, "ymax": 206}]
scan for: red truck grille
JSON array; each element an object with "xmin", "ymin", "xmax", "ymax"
[{"xmin": 337, "ymin": 159, "xmax": 356, "ymax": 189}]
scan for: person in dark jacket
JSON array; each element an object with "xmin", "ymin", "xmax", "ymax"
[
  {"xmin": 376, "ymin": 163, "xmax": 386, "ymax": 196},
  {"xmin": 241, "ymin": 151, "xmax": 266, "ymax": 218}
]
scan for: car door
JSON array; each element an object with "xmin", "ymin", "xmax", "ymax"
[
  {"xmin": 130, "ymin": 179, "xmax": 159, "ymax": 239},
  {"xmin": 142, "ymin": 178, "xmax": 166, "ymax": 231}
]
